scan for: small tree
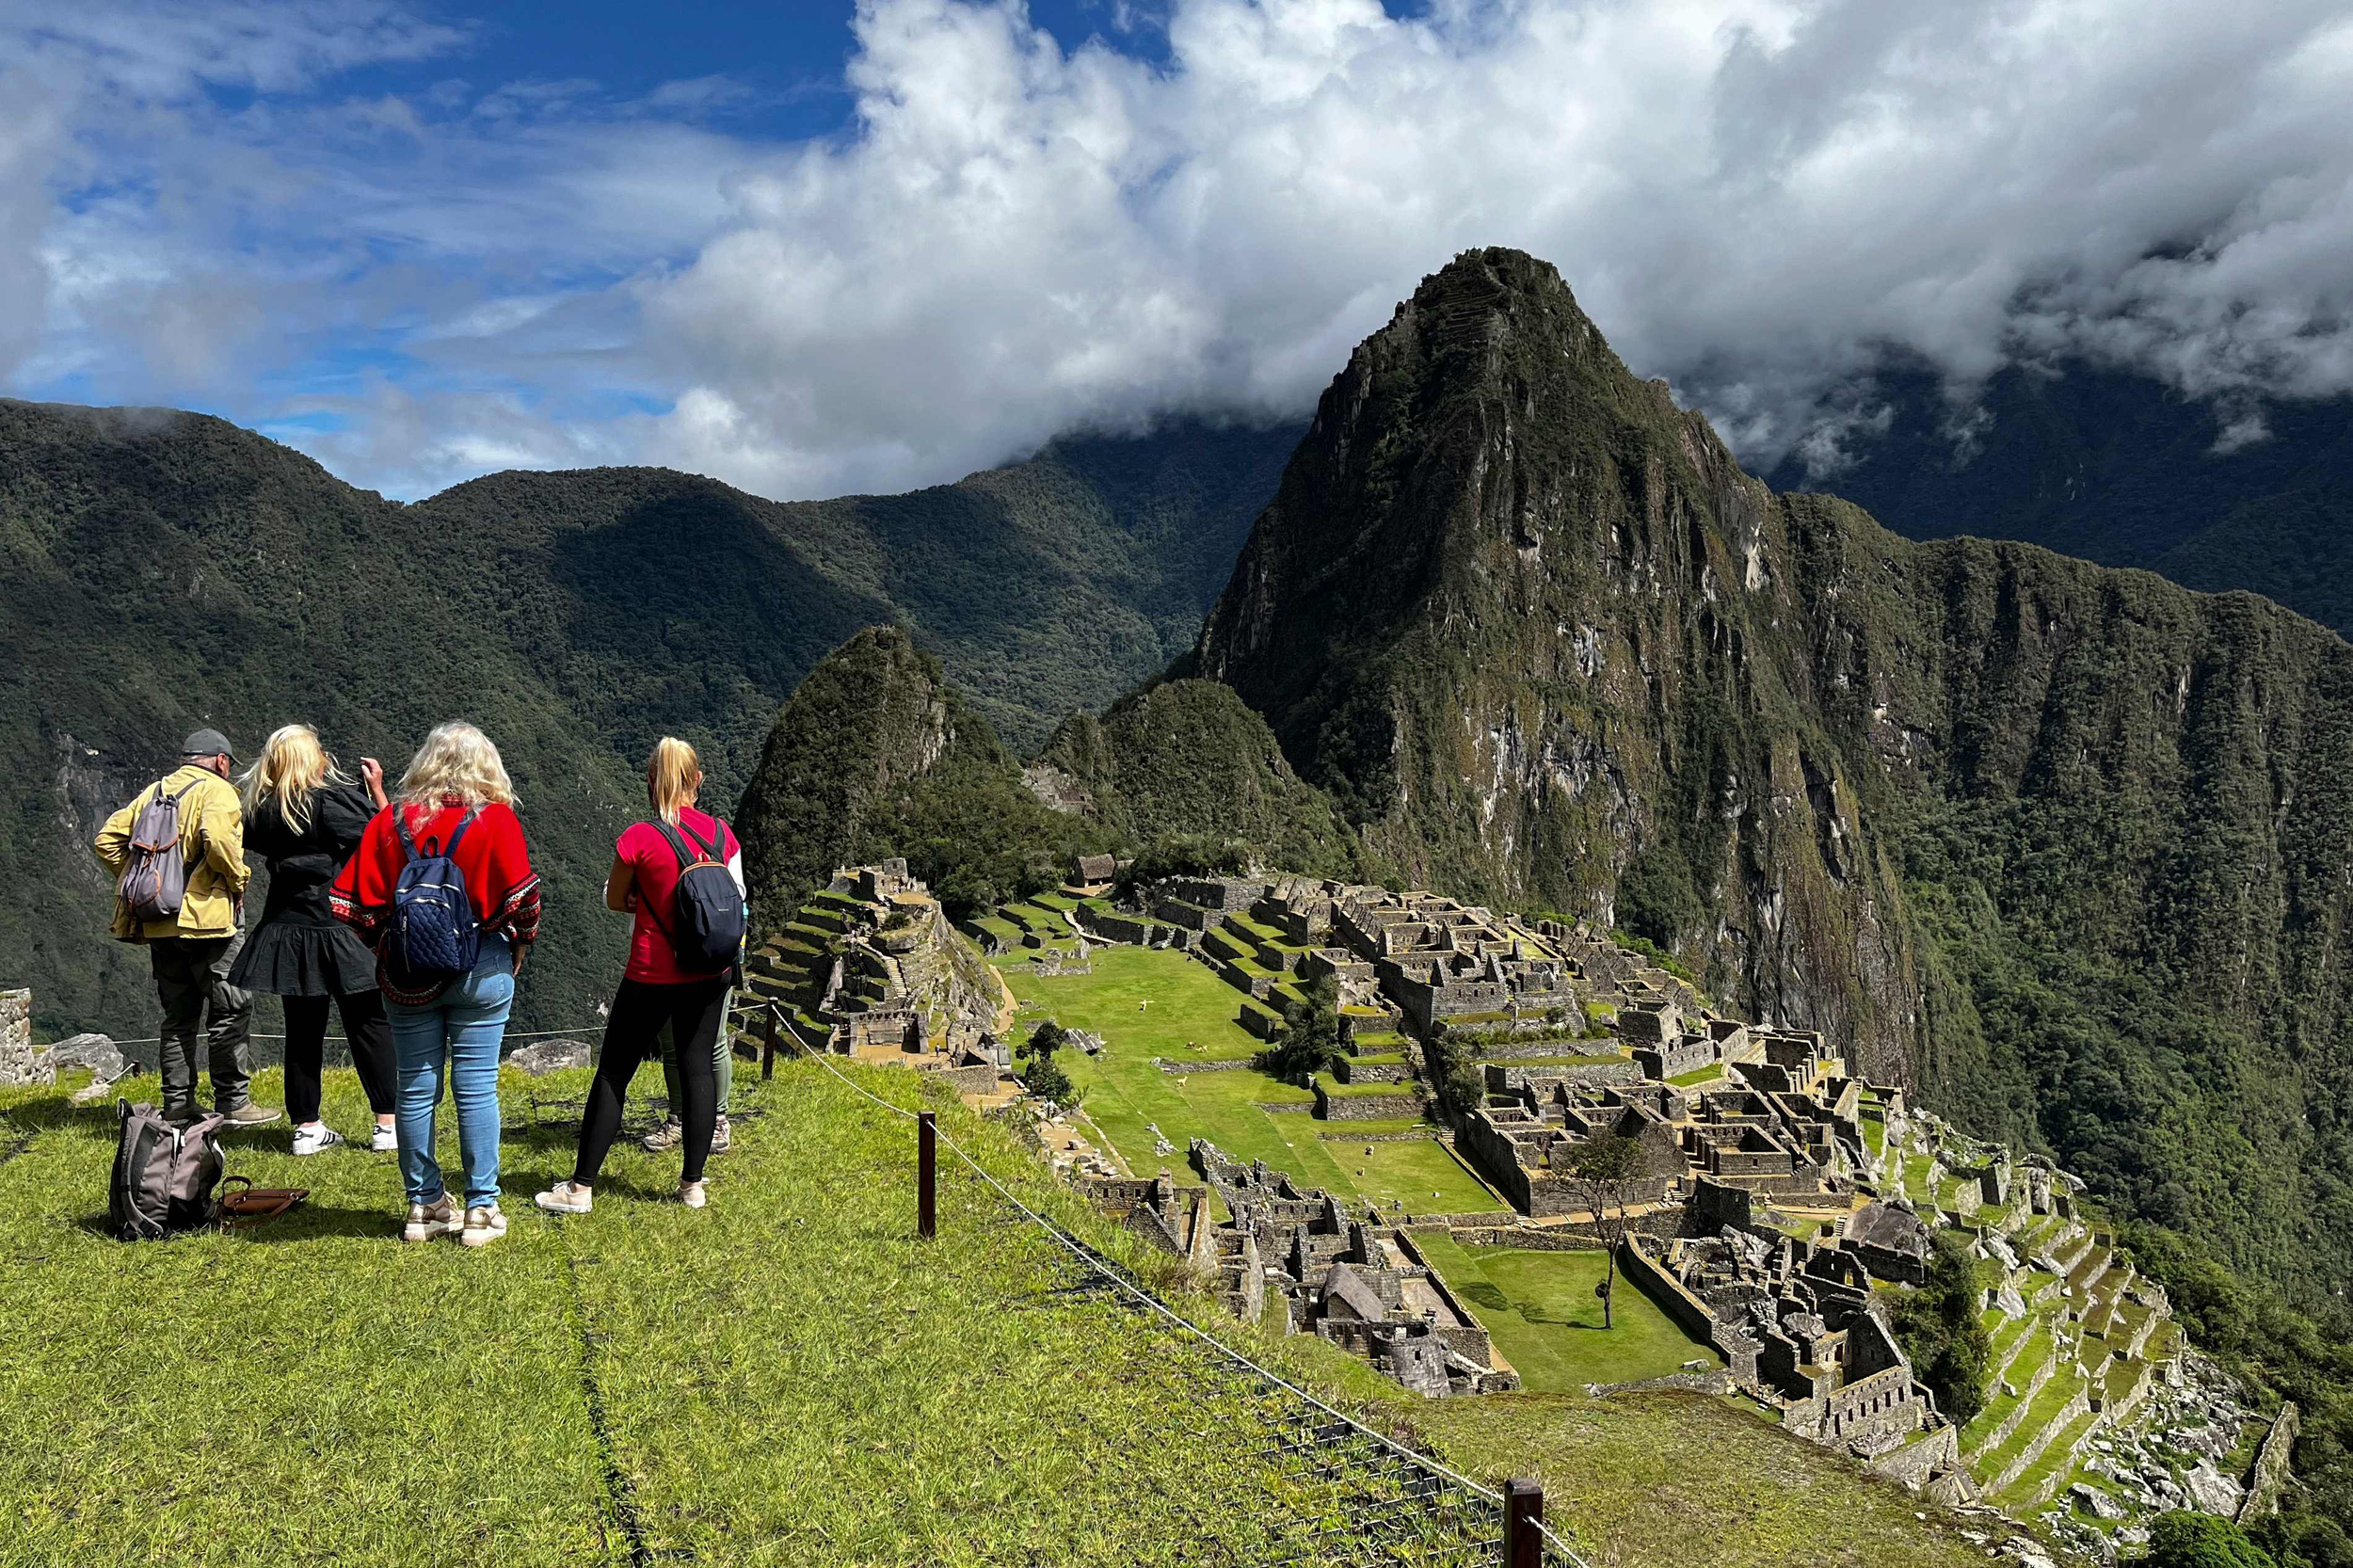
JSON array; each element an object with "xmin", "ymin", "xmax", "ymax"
[
  {"xmin": 1888, "ymin": 1229, "xmax": 1994, "ymax": 1429},
  {"xmin": 1017, "ymin": 1019, "xmax": 1079, "ymax": 1106},
  {"xmin": 1254, "ymin": 972, "xmax": 1345, "ymax": 1087},
  {"xmin": 2144, "ymin": 1511, "xmax": 2279, "ymax": 1568},
  {"xmin": 1559, "ymin": 1132, "xmax": 1645, "ymax": 1329}
]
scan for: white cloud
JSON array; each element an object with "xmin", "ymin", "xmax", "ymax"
[
  {"xmin": 632, "ymin": 0, "xmax": 2353, "ymax": 495},
  {"xmin": 6, "ymin": 0, "xmax": 2353, "ymax": 500}
]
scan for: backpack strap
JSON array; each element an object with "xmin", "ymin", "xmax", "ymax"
[
  {"xmin": 398, "ymin": 805, "xmax": 478, "ymax": 858},
  {"xmin": 652, "ymin": 819, "xmax": 706, "ymax": 870}
]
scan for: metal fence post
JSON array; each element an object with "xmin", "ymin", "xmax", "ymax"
[
  {"xmin": 918, "ymin": 1111, "xmax": 937, "ymax": 1240},
  {"xmin": 761, "ymin": 1003, "xmax": 780, "ymax": 1080},
  {"xmin": 1504, "ymin": 1478, "xmax": 1543, "ymax": 1568}
]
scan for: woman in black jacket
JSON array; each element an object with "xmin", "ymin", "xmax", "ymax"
[{"xmin": 230, "ymin": 724, "xmax": 397, "ymax": 1154}]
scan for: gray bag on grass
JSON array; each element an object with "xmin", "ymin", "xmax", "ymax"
[{"xmin": 108, "ymin": 1101, "xmax": 225, "ymax": 1241}]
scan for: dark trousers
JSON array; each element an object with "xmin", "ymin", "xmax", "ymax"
[
  {"xmin": 283, "ymin": 991, "xmax": 396, "ymax": 1124},
  {"xmin": 151, "ymin": 933, "xmax": 254, "ymax": 1113},
  {"xmin": 575, "ymin": 975, "xmax": 729, "ymax": 1188}
]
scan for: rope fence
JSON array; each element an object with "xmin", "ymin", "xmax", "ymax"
[{"xmin": 780, "ymin": 1004, "xmax": 1593, "ymax": 1568}]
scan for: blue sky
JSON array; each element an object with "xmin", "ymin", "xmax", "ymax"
[{"xmin": 4, "ymin": 1, "xmax": 2347, "ymax": 503}]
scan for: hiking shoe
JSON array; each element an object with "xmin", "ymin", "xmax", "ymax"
[
  {"xmin": 639, "ymin": 1116, "xmax": 683, "ymax": 1153},
  {"xmin": 678, "ymin": 1180, "xmax": 708, "ymax": 1209},
  {"xmin": 459, "ymin": 1206, "xmax": 507, "ymax": 1248},
  {"xmin": 219, "ymin": 1103, "xmax": 281, "ymax": 1128},
  {"xmin": 710, "ymin": 1115, "xmax": 731, "ymax": 1156},
  {"xmin": 291, "ymin": 1125, "xmax": 345, "ymax": 1157},
  {"xmin": 402, "ymin": 1194, "xmax": 460, "ymax": 1242},
  {"xmin": 534, "ymin": 1180, "xmax": 594, "ymax": 1215},
  {"xmin": 370, "ymin": 1123, "xmax": 399, "ymax": 1154}
]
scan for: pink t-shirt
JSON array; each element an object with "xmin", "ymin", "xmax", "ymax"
[{"xmin": 618, "ymin": 807, "xmax": 743, "ymax": 984}]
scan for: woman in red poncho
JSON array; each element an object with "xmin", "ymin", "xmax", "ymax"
[{"xmin": 332, "ymin": 721, "xmax": 540, "ymax": 1247}]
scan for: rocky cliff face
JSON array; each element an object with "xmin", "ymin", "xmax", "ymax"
[
  {"xmin": 1192, "ymin": 248, "xmax": 1923, "ymax": 1078},
  {"xmin": 1190, "ymin": 249, "xmax": 2353, "ymax": 1296}
]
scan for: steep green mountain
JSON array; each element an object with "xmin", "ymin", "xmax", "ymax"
[
  {"xmin": 1765, "ymin": 361, "xmax": 2353, "ymax": 638},
  {"xmin": 732, "ymin": 627, "xmax": 1099, "ymax": 920},
  {"xmin": 1183, "ymin": 248, "xmax": 2353, "ymax": 1326},
  {"xmin": 1027, "ymin": 679, "xmax": 1363, "ymax": 878},
  {"xmin": 0, "ymin": 401, "xmax": 1289, "ymax": 1037}
]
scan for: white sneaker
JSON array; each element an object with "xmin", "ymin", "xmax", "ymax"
[
  {"xmin": 402, "ymin": 1194, "xmax": 460, "ymax": 1242},
  {"xmin": 459, "ymin": 1206, "xmax": 507, "ymax": 1248},
  {"xmin": 678, "ymin": 1180, "xmax": 708, "ymax": 1209},
  {"xmin": 535, "ymin": 1180, "xmax": 594, "ymax": 1215},
  {"xmin": 371, "ymin": 1123, "xmax": 398, "ymax": 1153},
  {"xmin": 292, "ymin": 1125, "xmax": 346, "ymax": 1157}
]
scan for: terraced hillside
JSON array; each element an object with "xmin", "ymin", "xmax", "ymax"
[{"xmin": 1865, "ymin": 1111, "xmax": 2277, "ymax": 1545}]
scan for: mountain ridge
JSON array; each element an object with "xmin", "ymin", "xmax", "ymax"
[{"xmin": 0, "ymin": 397, "xmax": 1293, "ymax": 1036}]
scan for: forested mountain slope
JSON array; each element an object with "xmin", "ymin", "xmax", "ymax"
[
  {"xmin": 0, "ymin": 402, "xmax": 1290, "ymax": 1035},
  {"xmin": 1767, "ymin": 361, "xmax": 2353, "ymax": 639},
  {"xmin": 1185, "ymin": 248, "xmax": 2353, "ymax": 1306}
]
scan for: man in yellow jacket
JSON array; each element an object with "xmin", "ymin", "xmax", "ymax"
[{"xmin": 93, "ymin": 729, "xmax": 278, "ymax": 1126}]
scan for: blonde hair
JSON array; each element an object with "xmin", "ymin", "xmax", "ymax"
[
  {"xmin": 647, "ymin": 737, "xmax": 702, "ymax": 824},
  {"xmin": 240, "ymin": 724, "xmax": 351, "ymax": 831},
  {"xmin": 399, "ymin": 721, "xmax": 516, "ymax": 810}
]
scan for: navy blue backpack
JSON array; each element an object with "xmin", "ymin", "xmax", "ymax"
[{"xmin": 392, "ymin": 808, "xmax": 482, "ymax": 976}]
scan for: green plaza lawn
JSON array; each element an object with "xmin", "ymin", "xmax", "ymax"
[
  {"xmin": 0, "ymin": 1055, "xmax": 1997, "ymax": 1568},
  {"xmin": 996, "ymin": 943, "xmax": 1504, "ymax": 1217},
  {"xmin": 1410, "ymin": 1232, "xmax": 1719, "ymax": 1391}
]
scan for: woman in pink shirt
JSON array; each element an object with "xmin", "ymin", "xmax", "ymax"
[{"xmin": 536, "ymin": 738, "xmax": 743, "ymax": 1213}]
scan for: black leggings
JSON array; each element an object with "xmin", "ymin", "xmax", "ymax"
[
  {"xmin": 575, "ymin": 975, "xmax": 729, "ymax": 1188},
  {"xmin": 283, "ymin": 991, "xmax": 396, "ymax": 1124}
]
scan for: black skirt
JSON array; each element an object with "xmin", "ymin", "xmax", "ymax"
[{"xmin": 229, "ymin": 919, "xmax": 378, "ymax": 998}]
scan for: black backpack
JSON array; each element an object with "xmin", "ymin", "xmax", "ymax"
[
  {"xmin": 108, "ymin": 1101, "xmax": 226, "ymax": 1240},
  {"xmin": 648, "ymin": 817, "xmax": 746, "ymax": 975}
]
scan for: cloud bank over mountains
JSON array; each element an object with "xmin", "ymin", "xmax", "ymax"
[{"xmin": 6, "ymin": 0, "xmax": 2352, "ymax": 500}]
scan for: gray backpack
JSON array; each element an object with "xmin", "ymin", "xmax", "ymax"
[
  {"xmin": 108, "ymin": 1101, "xmax": 225, "ymax": 1240},
  {"xmin": 117, "ymin": 779, "xmax": 199, "ymax": 925}
]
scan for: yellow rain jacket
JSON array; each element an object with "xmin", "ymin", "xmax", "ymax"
[{"xmin": 93, "ymin": 765, "xmax": 250, "ymax": 940}]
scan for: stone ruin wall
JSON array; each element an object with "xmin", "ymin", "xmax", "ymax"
[{"xmin": 0, "ymin": 989, "xmax": 47, "ymax": 1088}]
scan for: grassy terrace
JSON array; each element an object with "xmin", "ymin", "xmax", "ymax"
[
  {"xmin": 1000, "ymin": 945, "xmax": 1500, "ymax": 1216},
  {"xmin": 1, "ymin": 1056, "xmax": 2009, "ymax": 1568},
  {"xmin": 1971, "ymin": 1370, "xmax": 2085, "ymax": 1487},
  {"xmin": 1410, "ymin": 1235, "xmax": 1716, "ymax": 1392},
  {"xmin": 1, "ymin": 1063, "xmax": 1441, "ymax": 1566},
  {"xmin": 1994, "ymin": 1405, "xmax": 2105, "ymax": 1511}
]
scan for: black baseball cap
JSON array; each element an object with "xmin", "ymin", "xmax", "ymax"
[{"xmin": 181, "ymin": 728, "xmax": 238, "ymax": 762}]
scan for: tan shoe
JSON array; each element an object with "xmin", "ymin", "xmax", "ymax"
[
  {"xmin": 678, "ymin": 1180, "xmax": 708, "ymax": 1209},
  {"xmin": 402, "ymin": 1194, "xmax": 460, "ymax": 1242},
  {"xmin": 459, "ymin": 1206, "xmax": 508, "ymax": 1248},
  {"xmin": 534, "ymin": 1180, "xmax": 593, "ymax": 1215}
]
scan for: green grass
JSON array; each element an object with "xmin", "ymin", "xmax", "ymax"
[
  {"xmin": 2, "ymin": 1063, "xmax": 1445, "ymax": 1566},
  {"xmin": 1000, "ymin": 945, "xmax": 1501, "ymax": 1216},
  {"xmin": 1409, "ymin": 1235, "xmax": 1718, "ymax": 1392},
  {"xmin": 1405, "ymin": 1393, "xmax": 1992, "ymax": 1568},
  {"xmin": 1994, "ymin": 1406, "xmax": 2105, "ymax": 1511},
  {"xmin": 1667, "ymin": 1065, "xmax": 1726, "ymax": 1087},
  {"xmin": 1971, "ymin": 1370, "xmax": 2085, "ymax": 1487},
  {"xmin": 0, "ymin": 1060, "xmax": 2018, "ymax": 1568}
]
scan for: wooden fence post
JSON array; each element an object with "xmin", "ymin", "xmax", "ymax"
[
  {"xmin": 1504, "ymin": 1478, "xmax": 1543, "ymax": 1568},
  {"xmin": 761, "ymin": 1003, "xmax": 780, "ymax": 1080},
  {"xmin": 918, "ymin": 1111, "xmax": 937, "ymax": 1240}
]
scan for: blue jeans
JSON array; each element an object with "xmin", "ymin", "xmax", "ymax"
[{"xmin": 387, "ymin": 936, "xmax": 513, "ymax": 1210}]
